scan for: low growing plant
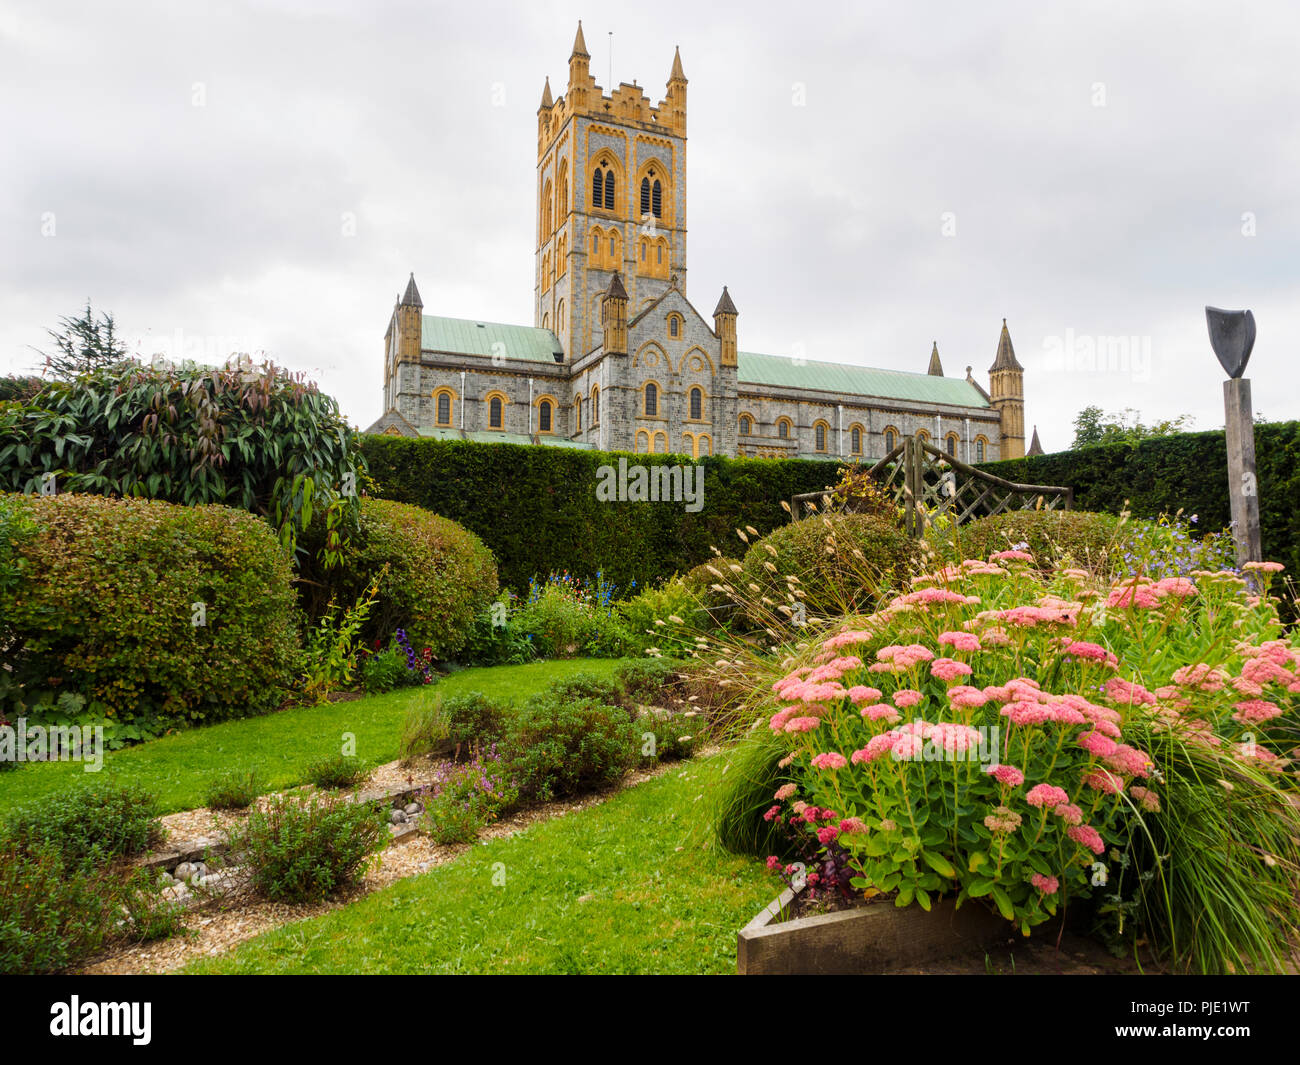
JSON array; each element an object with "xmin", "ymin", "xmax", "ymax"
[
  {"xmin": 503, "ymin": 695, "xmax": 640, "ymax": 802},
  {"xmin": 304, "ymin": 753, "xmax": 369, "ymax": 791},
  {"xmin": 420, "ymin": 746, "xmax": 519, "ymax": 845},
  {"xmin": 226, "ymin": 794, "xmax": 387, "ymax": 903},
  {"xmin": 3, "ymin": 783, "xmax": 161, "ymax": 874},
  {"xmin": 204, "ymin": 770, "xmax": 263, "ymax": 811}
]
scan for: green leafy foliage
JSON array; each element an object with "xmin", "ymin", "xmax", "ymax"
[
  {"xmin": 926, "ymin": 510, "xmax": 1123, "ymax": 571},
  {"xmin": 502, "ymin": 695, "xmax": 640, "ymax": 803},
  {"xmin": 203, "ymin": 770, "xmax": 263, "ymax": 811},
  {"xmin": 617, "ymin": 577, "xmax": 706, "ymax": 654},
  {"xmin": 510, "ymin": 575, "xmax": 632, "ymax": 658},
  {"xmin": 360, "ymin": 436, "xmax": 843, "ymax": 592},
  {"xmin": 0, "ymin": 493, "xmax": 301, "ymax": 734},
  {"xmin": 225, "ymin": 794, "xmax": 387, "ymax": 902},
  {"xmin": 440, "ymin": 693, "xmax": 511, "ymax": 749},
  {"xmin": 420, "ymin": 748, "xmax": 519, "ymax": 845},
  {"xmin": 739, "ymin": 513, "xmax": 920, "ymax": 626},
  {"xmin": 615, "ymin": 657, "xmax": 683, "ymax": 706},
  {"xmin": 297, "ymin": 498, "xmax": 497, "ymax": 661},
  {"xmin": 0, "ymin": 844, "xmax": 119, "ymax": 973},
  {"xmin": 2, "ymin": 782, "xmax": 161, "ymax": 874},
  {"xmin": 459, "ymin": 595, "xmax": 539, "ymax": 666},
  {"xmin": 301, "ymin": 574, "xmax": 382, "ymax": 704},
  {"xmin": 0, "ymin": 358, "xmax": 364, "ymax": 559},
  {"xmin": 303, "ymin": 753, "xmax": 369, "ymax": 791}
]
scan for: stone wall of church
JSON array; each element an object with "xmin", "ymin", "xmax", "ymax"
[{"xmin": 400, "ymin": 351, "xmax": 1003, "ymax": 464}]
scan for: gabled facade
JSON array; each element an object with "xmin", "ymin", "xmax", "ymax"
[{"xmin": 367, "ymin": 25, "xmax": 1026, "ymax": 464}]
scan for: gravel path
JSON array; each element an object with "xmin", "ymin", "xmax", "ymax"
[{"xmin": 80, "ymin": 754, "xmax": 705, "ymax": 975}]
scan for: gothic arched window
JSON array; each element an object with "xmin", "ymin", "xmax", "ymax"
[
  {"xmin": 884, "ymin": 427, "xmax": 898, "ymax": 452},
  {"xmin": 591, "ymin": 385, "xmax": 600, "ymax": 423},
  {"xmin": 640, "ymin": 177, "xmax": 651, "ymax": 217},
  {"xmin": 435, "ymin": 390, "xmax": 453, "ymax": 426},
  {"xmin": 689, "ymin": 387, "xmax": 703, "ymax": 420},
  {"xmin": 652, "ymin": 179, "xmax": 662, "ymax": 218},
  {"xmin": 592, "ymin": 167, "xmax": 604, "ymax": 209},
  {"xmin": 777, "ymin": 419, "xmax": 791, "ymax": 439},
  {"xmin": 851, "ymin": 426, "xmax": 862, "ymax": 454},
  {"xmin": 815, "ymin": 423, "xmax": 828, "ymax": 452},
  {"xmin": 604, "ymin": 170, "xmax": 615, "ymax": 210},
  {"xmin": 976, "ymin": 437, "xmax": 987, "ymax": 462},
  {"xmin": 946, "ymin": 433, "xmax": 958, "ymax": 457},
  {"xmin": 644, "ymin": 382, "xmax": 658, "ymax": 417},
  {"xmin": 538, "ymin": 399, "xmax": 553, "ymax": 433},
  {"xmin": 739, "ymin": 415, "xmax": 752, "ymax": 435},
  {"xmin": 489, "ymin": 396, "xmax": 503, "ymax": 429}
]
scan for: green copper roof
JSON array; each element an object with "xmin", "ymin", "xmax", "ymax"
[
  {"xmin": 421, "ymin": 315, "xmax": 564, "ymax": 363},
  {"xmin": 737, "ymin": 351, "xmax": 990, "ymax": 409}
]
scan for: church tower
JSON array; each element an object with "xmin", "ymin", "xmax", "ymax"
[
  {"xmin": 535, "ymin": 22, "xmax": 689, "ymax": 359},
  {"xmin": 989, "ymin": 319, "xmax": 1026, "ymax": 459}
]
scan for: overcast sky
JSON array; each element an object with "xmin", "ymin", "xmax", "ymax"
[{"xmin": 3, "ymin": 0, "xmax": 1298, "ymax": 450}]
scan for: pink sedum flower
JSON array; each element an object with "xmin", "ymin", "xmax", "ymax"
[
  {"xmin": 987, "ymin": 764, "xmax": 1025, "ymax": 787},
  {"xmin": 893, "ymin": 688, "xmax": 923, "ymax": 708},
  {"xmin": 938, "ymin": 630, "xmax": 982, "ymax": 653},
  {"xmin": 930, "ymin": 657, "xmax": 974, "ymax": 682},
  {"xmin": 810, "ymin": 751, "xmax": 848, "ymax": 771},
  {"xmin": 1068, "ymin": 824, "xmax": 1106, "ymax": 855},
  {"xmin": 1026, "ymin": 783, "xmax": 1070, "ymax": 808},
  {"xmin": 1031, "ymin": 873, "xmax": 1060, "ymax": 894}
]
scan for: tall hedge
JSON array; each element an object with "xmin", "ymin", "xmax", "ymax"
[
  {"xmin": 360, "ymin": 437, "xmax": 842, "ymax": 593},
  {"xmin": 0, "ymin": 493, "xmax": 301, "ymax": 736},
  {"xmin": 978, "ymin": 421, "xmax": 1300, "ymax": 576}
]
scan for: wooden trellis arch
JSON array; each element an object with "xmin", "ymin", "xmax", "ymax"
[{"xmin": 791, "ymin": 433, "xmax": 1073, "ymax": 537}]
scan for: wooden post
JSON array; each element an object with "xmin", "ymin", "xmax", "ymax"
[
  {"xmin": 902, "ymin": 436, "xmax": 916, "ymax": 537},
  {"xmin": 1223, "ymin": 377, "xmax": 1262, "ymax": 566}
]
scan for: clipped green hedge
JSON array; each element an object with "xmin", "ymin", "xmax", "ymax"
[
  {"xmin": 739, "ymin": 512, "xmax": 920, "ymax": 624},
  {"xmin": 297, "ymin": 498, "xmax": 498, "ymax": 660},
  {"xmin": 0, "ymin": 493, "xmax": 301, "ymax": 735},
  {"xmin": 978, "ymin": 421, "xmax": 1300, "ymax": 576},
  {"xmin": 360, "ymin": 437, "xmax": 842, "ymax": 593},
  {"xmin": 925, "ymin": 510, "xmax": 1124, "ymax": 569}
]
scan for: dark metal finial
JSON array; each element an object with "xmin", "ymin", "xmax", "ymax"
[{"xmin": 1206, "ymin": 307, "xmax": 1255, "ymax": 379}]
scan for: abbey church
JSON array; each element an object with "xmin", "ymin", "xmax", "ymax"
[{"xmin": 365, "ymin": 23, "xmax": 1028, "ymax": 464}]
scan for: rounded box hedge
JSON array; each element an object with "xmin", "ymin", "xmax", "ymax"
[
  {"xmin": 0, "ymin": 492, "xmax": 301, "ymax": 732},
  {"xmin": 297, "ymin": 497, "xmax": 498, "ymax": 661}
]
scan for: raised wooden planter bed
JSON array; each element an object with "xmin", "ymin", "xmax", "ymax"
[{"xmin": 738, "ymin": 888, "xmax": 1009, "ymax": 974}]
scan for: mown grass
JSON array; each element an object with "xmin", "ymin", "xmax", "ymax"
[
  {"xmin": 0, "ymin": 659, "xmax": 630, "ymax": 816},
  {"xmin": 185, "ymin": 753, "xmax": 774, "ymax": 974}
]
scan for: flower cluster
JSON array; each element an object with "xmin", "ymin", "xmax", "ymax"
[{"xmin": 757, "ymin": 547, "xmax": 1295, "ymax": 933}]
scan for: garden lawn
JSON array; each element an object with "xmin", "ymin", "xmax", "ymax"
[
  {"xmin": 0, "ymin": 659, "xmax": 630, "ymax": 817},
  {"xmin": 186, "ymin": 753, "xmax": 773, "ymax": 974}
]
